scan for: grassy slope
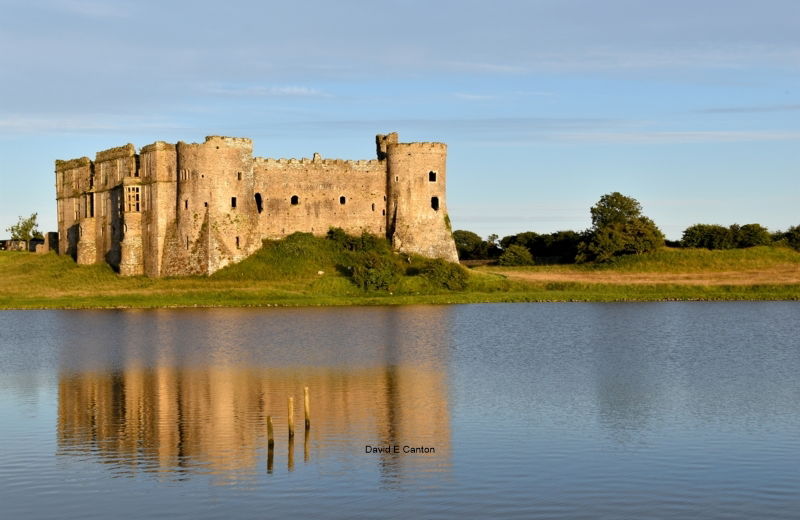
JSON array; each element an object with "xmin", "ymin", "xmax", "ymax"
[{"xmin": 1, "ymin": 245, "xmax": 798, "ymax": 309}]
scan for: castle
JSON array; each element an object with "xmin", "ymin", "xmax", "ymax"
[{"xmin": 54, "ymin": 133, "xmax": 458, "ymax": 277}]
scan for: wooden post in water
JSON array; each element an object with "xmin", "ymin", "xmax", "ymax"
[
  {"xmin": 304, "ymin": 427, "xmax": 310, "ymax": 463},
  {"xmin": 267, "ymin": 444, "xmax": 274, "ymax": 474},
  {"xmin": 288, "ymin": 396, "xmax": 295, "ymax": 438},
  {"xmin": 267, "ymin": 415, "xmax": 274, "ymax": 448},
  {"xmin": 304, "ymin": 386, "xmax": 311, "ymax": 430}
]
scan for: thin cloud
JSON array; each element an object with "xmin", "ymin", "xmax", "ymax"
[
  {"xmin": 454, "ymin": 93, "xmax": 498, "ymax": 101},
  {"xmin": 555, "ymin": 130, "xmax": 800, "ymax": 144},
  {"xmin": 0, "ymin": 115, "xmax": 185, "ymax": 134},
  {"xmin": 695, "ymin": 104, "xmax": 800, "ymax": 114},
  {"xmin": 50, "ymin": 0, "xmax": 131, "ymax": 18},
  {"xmin": 204, "ymin": 85, "xmax": 331, "ymax": 98}
]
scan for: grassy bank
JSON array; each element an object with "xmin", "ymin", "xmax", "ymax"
[{"xmin": 1, "ymin": 240, "xmax": 798, "ymax": 309}]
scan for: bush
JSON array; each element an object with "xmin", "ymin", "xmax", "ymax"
[
  {"xmin": 420, "ymin": 258, "xmax": 469, "ymax": 290},
  {"xmin": 327, "ymin": 227, "xmax": 390, "ymax": 253},
  {"xmin": 350, "ymin": 251, "xmax": 403, "ymax": 291},
  {"xmin": 498, "ymin": 244, "xmax": 534, "ymax": 266}
]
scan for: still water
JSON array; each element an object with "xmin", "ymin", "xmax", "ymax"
[{"xmin": 1, "ymin": 303, "xmax": 798, "ymax": 519}]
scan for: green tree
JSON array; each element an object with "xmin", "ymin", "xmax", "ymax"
[
  {"xmin": 577, "ymin": 193, "xmax": 664, "ymax": 263},
  {"xmin": 735, "ymin": 223, "xmax": 771, "ymax": 248},
  {"xmin": 452, "ymin": 230, "xmax": 486, "ymax": 260},
  {"xmin": 7, "ymin": 213, "xmax": 44, "ymax": 245},
  {"xmin": 498, "ymin": 244, "xmax": 534, "ymax": 266}
]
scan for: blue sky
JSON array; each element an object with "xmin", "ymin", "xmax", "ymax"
[{"xmin": 1, "ymin": 0, "xmax": 798, "ymax": 240}]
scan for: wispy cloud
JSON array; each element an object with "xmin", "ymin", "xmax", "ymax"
[
  {"xmin": 204, "ymin": 85, "xmax": 331, "ymax": 98},
  {"xmin": 50, "ymin": 0, "xmax": 131, "ymax": 18},
  {"xmin": 454, "ymin": 93, "xmax": 498, "ymax": 101},
  {"xmin": 554, "ymin": 130, "xmax": 800, "ymax": 144},
  {"xmin": 0, "ymin": 114, "xmax": 184, "ymax": 134},
  {"xmin": 695, "ymin": 104, "xmax": 800, "ymax": 114}
]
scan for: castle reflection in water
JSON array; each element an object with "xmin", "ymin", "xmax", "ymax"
[{"xmin": 54, "ymin": 307, "xmax": 453, "ymax": 482}]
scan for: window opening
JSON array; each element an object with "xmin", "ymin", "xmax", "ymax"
[
  {"xmin": 429, "ymin": 171, "xmax": 437, "ymax": 182},
  {"xmin": 431, "ymin": 196, "xmax": 440, "ymax": 211},
  {"xmin": 339, "ymin": 196, "xmax": 346, "ymax": 205},
  {"xmin": 291, "ymin": 195, "xmax": 299, "ymax": 205},
  {"xmin": 255, "ymin": 193, "xmax": 263, "ymax": 213}
]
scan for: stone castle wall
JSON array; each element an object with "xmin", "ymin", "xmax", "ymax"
[{"xmin": 54, "ymin": 133, "xmax": 458, "ymax": 277}]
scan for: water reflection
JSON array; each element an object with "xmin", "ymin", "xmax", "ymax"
[{"xmin": 55, "ymin": 307, "xmax": 453, "ymax": 484}]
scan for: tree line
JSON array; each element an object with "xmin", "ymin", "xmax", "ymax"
[{"xmin": 454, "ymin": 192, "xmax": 800, "ymax": 265}]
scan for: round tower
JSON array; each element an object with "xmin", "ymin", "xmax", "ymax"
[
  {"xmin": 385, "ymin": 142, "xmax": 458, "ymax": 261},
  {"xmin": 176, "ymin": 136, "xmax": 256, "ymax": 275}
]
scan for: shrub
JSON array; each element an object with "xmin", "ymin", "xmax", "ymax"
[
  {"xmin": 350, "ymin": 251, "xmax": 403, "ymax": 291},
  {"xmin": 498, "ymin": 244, "xmax": 534, "ymax": 266},
  {"xmin": 420, "ymin": 258, "xmax": 469, "ymax": 290}
]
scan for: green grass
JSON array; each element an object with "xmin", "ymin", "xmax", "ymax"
[{"xmin": 1, "ymin": 242, "xmax": 798, "ymax": 309}]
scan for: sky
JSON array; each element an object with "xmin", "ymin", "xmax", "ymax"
[{"xmin": 0, "ymin": 0, "xmax": 798, "ymax": 240}]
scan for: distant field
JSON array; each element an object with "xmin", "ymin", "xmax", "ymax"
[
  {"xmin": 1, "ymin": 245, "xmax": 798, "ymax": 309},
  {"xmin": 481, "ymin": 246, "xmax": 800, "ymax": 286}
]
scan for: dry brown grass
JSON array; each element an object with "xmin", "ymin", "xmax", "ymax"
[{"xmin": 485, "ymin": 264, "xmax": 800, "ymax": 286}]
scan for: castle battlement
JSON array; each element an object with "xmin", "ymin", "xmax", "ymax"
[
  {"xmin": 55, "ymin": 157, "xmax": 91, "ymax": 171},
  {"xmin": 96, "ymin": 143, "xmax": 136, "ymax": 162},
  {"xmin": 54, "ymin": 132, "xmax": 458, "ymax": 277}
]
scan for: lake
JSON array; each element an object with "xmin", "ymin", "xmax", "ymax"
[{"xmin": 1, "ymin": 303, "xmax": 798, "ymax": 519}]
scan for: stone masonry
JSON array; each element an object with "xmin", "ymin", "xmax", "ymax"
[{"xmin": 54, "ymin": 133, "xmax": 458, "ymax": 276}]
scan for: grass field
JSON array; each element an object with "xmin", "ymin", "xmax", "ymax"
[{"xmin": 1, "ymin": 243, "xmax": 798, "ymax": 309}]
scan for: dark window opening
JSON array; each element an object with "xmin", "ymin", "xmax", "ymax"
[
  {"xmin": 235, "ymin": 236, "xmax": 240, "ymax": 249},
  {"xmin": 339, "ymin": 196, "xmax": 346, "ymax": 205},
  {"xmin": 185, "ymin": 237, "xmax": 189, "ymax": 249},
  {"xmin": 255, "ymin": 193, "xmax": 263, "ymax": 213},
  {"xmin": 382, "ymin": 209, "xmax": 385, "ymax": 216},
  {"xmin": 431, "ymin": 196, "xmax": 440, "ymax": 211},
  {"xmin": 429, "ymin": 171, "xmax": 437, "ymax": 182},
  {"xmin": 231, "ymin": 197, "xmax": 237, "ymax": 208},
  {"xmin": 204, "ymin": 202, "xmax": 208, "ymax": 207},
  {"xmin": 371, "ymin": 203, "xmax": 375, "ymax": 211},
  {"xmin": 237, "ymin": 171, "xmax": 242, "ymax": 181},
  {"xmin": 184, "ymin": 199, "xmax": 188, "ymax": 210},
  {"xmin": 291, "ymin": 195, "xmax": 299, "ymax": 205},
  {"xmin": 395, "ymin": 176, "xmax": 399, "ymax": 182}
]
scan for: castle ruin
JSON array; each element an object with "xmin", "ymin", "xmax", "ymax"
[{"xmin": 54, "ymin": 133, "xmax": 458, "ymax": 276}]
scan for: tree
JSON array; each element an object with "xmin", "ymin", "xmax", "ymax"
[
  {"xmin": 453, "ymin": 230, "xmax": 486, "ymax": 260},
  {"xmin": 498, "ymin": 244, "xmax": 534, "ymax": 266},
  {"xmin": 577, "ymin": 193, "xmax": 664, "ymax": 263},
  {"xmin": 735, "ymin": 223, "xmax": 771, "ymax": 248},
  {"xmin": 7, "ymin": 213, "xmax": 43, "ymax": 245}
]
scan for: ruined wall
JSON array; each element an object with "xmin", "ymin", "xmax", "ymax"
[
  {"xmin": 55, "ymin": 157, "xmax": 91, "ymax": 258},
  {"xmin": 94, "ymin": 144, "xmax": 137, "ymax": 272},
  {"xmin": 253, "ymin": 156, "xmax": 386, "ymax": 239}
]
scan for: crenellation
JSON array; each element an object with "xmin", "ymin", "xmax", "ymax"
[{"xmin": 54, "ymin": 132, "xmax": 457, "ymax": 276}]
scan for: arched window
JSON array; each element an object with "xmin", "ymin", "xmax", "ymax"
[
  {"xmin": 431, "ymin": 196, "xmax": 439, "ymax": 211},
  {"xmin": 339, "ymin": 196, "xmax": 346, "ymax": 205},
  {"xmin": 291, "ymin": 195, "xmax": 299, "ymax": 205},
  {"xmin": 255, "ymin": 193, "xmax": 263, "ymax": 213}
]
